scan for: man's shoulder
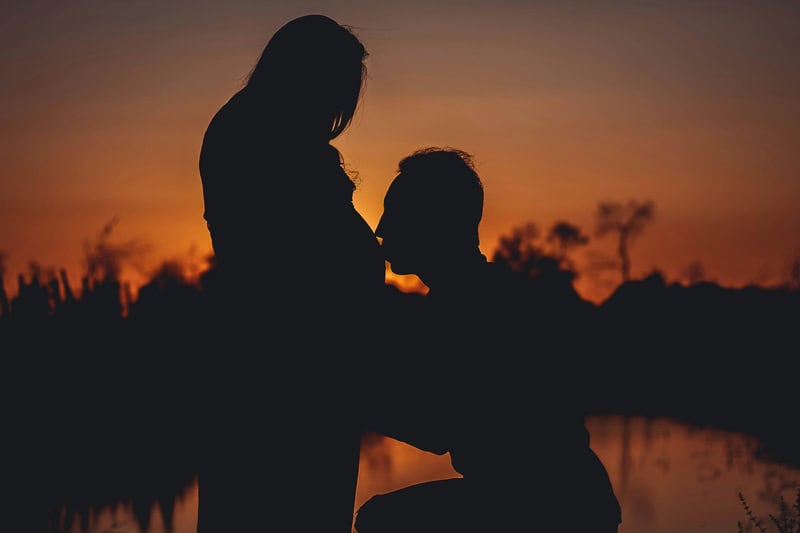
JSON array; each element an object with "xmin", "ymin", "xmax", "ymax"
[
  {"xmin": 483, "ymin": 263, "xmax": 596, "ymax": 316},
  {"xmin": 482, "ymin": 263, "xmax": 542, "ymax": 299}
]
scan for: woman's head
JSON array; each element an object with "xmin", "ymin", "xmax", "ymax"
[{"xmin": 246, "ymin": 14, "xmax": 368, "ymax": 140}]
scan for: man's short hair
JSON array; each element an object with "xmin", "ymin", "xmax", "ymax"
[{"xmin": 396, "ymin": 147, "xmax": 484, "ymax": 230}]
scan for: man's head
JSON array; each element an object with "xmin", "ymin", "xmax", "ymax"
[{"xmin": 376, "ymin": 147, "xmax": 484, "ymax": 277}]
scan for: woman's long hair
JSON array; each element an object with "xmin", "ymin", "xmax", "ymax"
[{"xmin": 245, "ymin": 14, "xmax": 368, "ymax": 141}]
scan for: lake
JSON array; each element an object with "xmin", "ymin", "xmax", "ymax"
[{"xmin": 53, "ymin": 415, "xmax": 800, "ymax": 533}]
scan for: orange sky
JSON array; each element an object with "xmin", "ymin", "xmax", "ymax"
[{"xmin": 2, "ymin": 1, "xmax": 799, "ymax": 304}]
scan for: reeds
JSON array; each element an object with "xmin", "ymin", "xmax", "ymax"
[{"xmin": 738, "ymin": 488, "xmax": 800, "ymax": 533}]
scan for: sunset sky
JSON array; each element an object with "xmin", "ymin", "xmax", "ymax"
[{"xmin": 2, "ymin": 0, "xmax": 798, "ymax": 303}]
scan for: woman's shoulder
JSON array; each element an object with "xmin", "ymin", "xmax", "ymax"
[
  {"xmin": 200, "ymin": 88, "xmax": 275, "ymax": 174},
  {"xmin": 203, "ymin": 89, "xmax": 254, "ymax": 138}
]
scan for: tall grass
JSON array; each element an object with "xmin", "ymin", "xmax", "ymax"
[{"xmin": 738, "ymin": 488, "xmax": 800, "ymax": 533}]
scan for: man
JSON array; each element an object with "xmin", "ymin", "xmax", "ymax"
[{"xmin": 359, "ymin": 147, "xmax": 621, "ymax": 532}]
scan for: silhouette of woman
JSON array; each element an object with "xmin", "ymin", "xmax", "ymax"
[{"xmin": 197, "ymin": 14, "xmax": 384, "ymax": 533}]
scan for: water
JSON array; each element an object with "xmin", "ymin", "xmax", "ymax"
[
  {"xmin": 54, "ymin": 415, "xmax": 800, "ymax": 533},
  {"xmin": 570, "ymin": 416, "xmax": 799, "ymax": 532}
]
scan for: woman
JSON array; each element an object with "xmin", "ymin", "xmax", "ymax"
[{"xmin": 197, "ymin": 14, "xmax": 385, "ymax": 532}]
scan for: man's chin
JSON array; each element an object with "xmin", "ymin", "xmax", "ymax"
[{"xmin": 387, "ymin": 262, "xmax": 412, "ymax": 276}]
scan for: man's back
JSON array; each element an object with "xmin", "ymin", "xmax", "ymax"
[{"xmin": 423, "ymin": 261, "xmax": 594, "ymax": 475}]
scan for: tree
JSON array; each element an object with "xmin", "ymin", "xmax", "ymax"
[
  {"xmin": 491, "ymin": 222, "xmax": 550, "ymax": 276},
  {"xmin": 546, "ymin": 221, "xmax": 590, "ymax": 270},
  {"xmin": 491, "ymin": 221, "xmax": 581, "ymax": 287},
  {"xmin": 682, "ymin": 260, "xmax": 706, "ymax": 286},
  {"xmin": 0, "ymin": 251, "xmax": 7, "ymax": 318},
  {"xmin": 594, "ymin": 200, "xmax": 655, "ymax": 283},
  {"xmin": 789, "ymin": 254, "xmax": 800, "ymax": 291}
]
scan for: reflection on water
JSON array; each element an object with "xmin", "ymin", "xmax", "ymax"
[
  {"xmin": 59, "ymin": 481, "xmax": 198, "ymax": 533},
  {"xmin": 584, "ymin": 416, "xmax": 799, "ymax": 533},
  {"xmin": 57, "ymin": 416, "xmax": 799, "ymax": 533},
  {"xmin": 354, "ymin": 416, "xmax": 800, "ymax": 533}
]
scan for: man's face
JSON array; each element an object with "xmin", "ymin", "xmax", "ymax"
[{"xmin": 375, "ymin": 175, "xmax": 439, "ymax": 276}]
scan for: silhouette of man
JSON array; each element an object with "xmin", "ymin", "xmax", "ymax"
[{"xmin": 357, "ymin": 147, "xmax": 622, "ymax": 532}]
